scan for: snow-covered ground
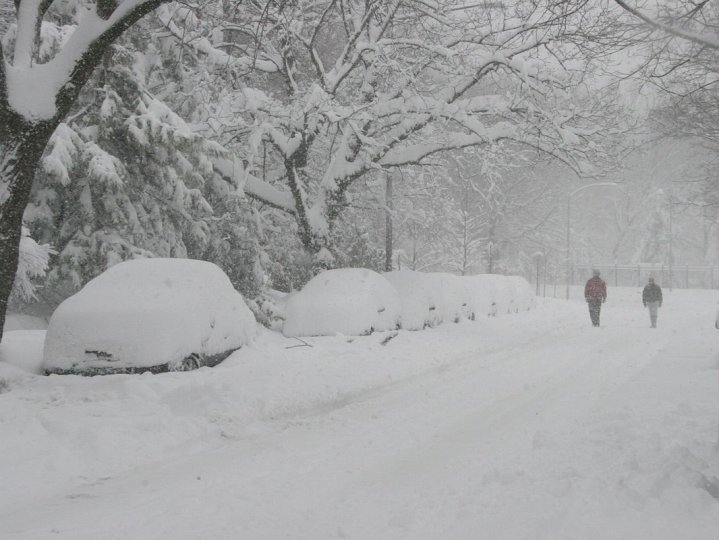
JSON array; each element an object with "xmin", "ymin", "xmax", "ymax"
[{"xmin": 1, "ymin": 287, "xmax": 718, "ymax": 539}]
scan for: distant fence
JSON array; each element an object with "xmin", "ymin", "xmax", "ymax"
[{"xmin": 572, "ymin": 264, "xmax": 719, "ymax": 289}]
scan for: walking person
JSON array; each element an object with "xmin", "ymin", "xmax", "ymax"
[
  {"xmin": 584, "ymin": 269, "xmax": 607, "ymax": 327},
  {"xmin": 642, "ymin": 277, "xmax": 663, "ymax": 328}
]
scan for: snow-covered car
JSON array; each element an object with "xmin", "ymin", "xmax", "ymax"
[
  {"xmin": 505, "ymin": 276, "xmax": 536, "ymax": 312},
  {"xmin": 384, "ymin": 270, "xmax": 444, "ymax": 330},
  {"xmin": 43, "ymin": 259, "xmax": 256, "ymax": 375},
  {"xmin": 432, "ymin": 273, "xmax": 472, "ymax": 324},
  {"xmin": 470, "ymin": 274, "xmax": 512, "ymax": 314},
  {"xmin": 463, "ymin": 275, "xmax": 498, "ymax": 318},
  {"xmin": 283, "ymin": 268, "xmax": 402, "ymax": 337},
  {"xmin": 715, "ymin": 306, "xmax": 719, "ymax": 329}
]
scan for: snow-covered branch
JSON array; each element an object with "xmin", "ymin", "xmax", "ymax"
[
  {"xmin": 4, "ymin": 0, "xmax": 170, "ymax": 121},
  {"xmin": 613, "ymin": 0, "xmax": 719, "ymax": 50},
  {"xmin": 57, "ymin": 0, "xmax": 170, "ymax": 117},
  {"xmin": 154, "ymin": 6, "xmax": 281, "ymax": 74},
  {"xmin": 212, "ymin": 156, "xmax": 296, "ymax": 214},
  {"xmin": 13, "ymin": 0, "xmax": 53, "ymax": 67},
  {"xmin": 325, "ymin": 0, "xmax": 402, "ymax": 94},
  {"xmin": 379, "ymin": 129, "xmax": 513, "ymax": 167},
  {"xmin": 11, "ymin": 226, "xmax": 55, "ymax": 303}
]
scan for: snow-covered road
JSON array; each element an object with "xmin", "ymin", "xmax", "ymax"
[{"xmin": 1, "ymin": 288, "xmax": 719, "ymax": 539}]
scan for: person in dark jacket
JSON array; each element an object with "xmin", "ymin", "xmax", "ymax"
[
  {"xmin": 642, "ymin": 277, "xmax": 663, "ymax": 328},
  {"xmin": 584, "ymin": 269, "xmax": 607, "ymax": 327}
]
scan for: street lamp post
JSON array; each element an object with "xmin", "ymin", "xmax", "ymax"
[
  {"xmin": 565, "ymin": 182, "xmax": 622, "ymax": 300},
  {"xmin": 533, "ymin": 251, "xmax": 544, "ymax": 296},
  {"xmin": 668, "ymin": 190, "xmax": 673, "ymax": 292}
]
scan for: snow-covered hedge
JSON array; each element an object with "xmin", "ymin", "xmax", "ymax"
[
  {"xmin": 283, "ymin": 269, "xmax": 402, "ymax": 337},
  {"xmin": 43, "ymin": 259, "xmax": 257, "ymax": 374}
]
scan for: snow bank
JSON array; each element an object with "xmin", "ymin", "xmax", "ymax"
[
  {"xmin": 43, "ymin": 259, "xmax": 257, "ymax": 373},
  {"xmin": 0, "ymin": 330, "xmax": 46, "ymax": 375},
  {"xmin": 283, "ymin": 268, "xmax": 401, "ymax": 337},
  {"xmin": 4, "ymin": 314, "xmax": 48, "ymax": 331}
]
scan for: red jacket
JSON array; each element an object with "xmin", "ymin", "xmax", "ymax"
[{"xmin": 584, "ymin": 276, "xmax": 607, "ymax": 301}]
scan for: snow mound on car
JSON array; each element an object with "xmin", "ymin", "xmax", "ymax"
[
  {"xmin": 385, "ymin": 271, "xmax": 522, "ymax": 328},
  {"xmin": 383, "ymin": 271, "xmax": 443, "ymax": 330},
  {"xmin": 43, "ymin": 259, "xmax": 256, "ymax": 372},
  {"xmin": 470, "ymin": 274, "xmax": 514, "ymax": 314},
  {"xmin": 455, "ymin": 274, "xmax": 496, "ymax": 319},
  {"xmin": 385, "ymin": 271, "xmax": 491, "ymax": 329},
  {"xmin": 505, "ymin": 275, "xmax": 536, "ymax": 311},
  {"xmin": 283, "ymin": 268, "xmax": 401, "ymax": 337}
]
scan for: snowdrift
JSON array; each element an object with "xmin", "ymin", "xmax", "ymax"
[
  {"xmin": 43, "ymin": 259, "xmax": 257, "ymax": 374},
  {"xmin": 283, "ymin": 268, "xmax": 402, "ymax": 337}
]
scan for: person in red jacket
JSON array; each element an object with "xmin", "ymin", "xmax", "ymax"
[{"xmin": 584, "ymin": 269, "xmax": 607, "ymax": 327}]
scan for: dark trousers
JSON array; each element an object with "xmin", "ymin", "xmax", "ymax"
[{"xmin": 587, "ymin": 299, "xmax": 602, "ymax": 326}]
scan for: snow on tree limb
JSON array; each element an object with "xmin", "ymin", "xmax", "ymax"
[
  {"xmin": 222, "ymin": 0, "xmax": 621, "ymax": 251},
  {"xmin": 324, "ymin": 0, "xmax": 402, "ymax": 94},
  {"xmin": 13, "ymin": 0, "xmax": 45, "ymax": 67},
  {"xmin": 212, "ymin": 155, "xmax": 296, "ymax": 214},
  {"xmin": 11, "ymin": 226, "xmax": 54, "ymax": 303},
  {"xmin": 378, "ymin": 132, "xmax": 505, "ymax": 167},
  {"xmin": 154, "ymin": 5, "xmax": 281, "ymax": 74},
  {"xmin": 4, "ymin": 0, "xmax": 169, "ymax": 121}
]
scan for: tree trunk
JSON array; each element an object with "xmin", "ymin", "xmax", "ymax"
[{"xmin": 0, "ymin": 111, "xmax": 57, "ymax": 340}]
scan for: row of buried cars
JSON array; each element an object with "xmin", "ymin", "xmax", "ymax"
[{"xmin": 42, "ymin": 259, "xmax": 535, "ymax": 376}]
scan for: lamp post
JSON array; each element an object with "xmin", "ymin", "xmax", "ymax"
[
  {"xmin": 385, "ymin": 170, "xmax": 393, "ymax": 272},
  {"xmin": 533, "ymin": 251, "xmax": 544, "ymax": 296},
  {"xmin": 668, "ymin": 189, "xmax": 674, "ymax": 292},
  {"xmin": 565, "ymin": 182, "xmax": 622, "ymax": 300}
]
